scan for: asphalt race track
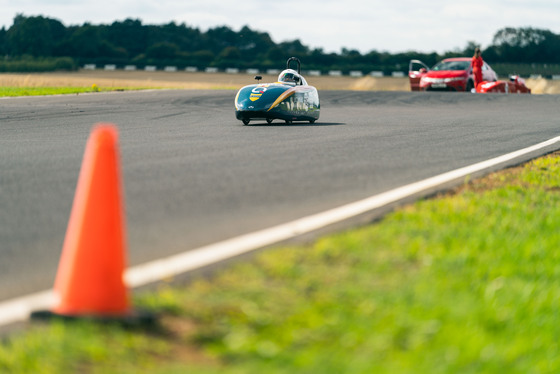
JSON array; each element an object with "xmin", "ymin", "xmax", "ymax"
[{"xmin": 1, "ymin": 89, "xmax": 559, "ymax": 302}]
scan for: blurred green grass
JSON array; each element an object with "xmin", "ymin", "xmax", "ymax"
[
  {"xmin": 0, "ymin": 86, "xmax": 146, "ymax": 97},
  {"xmin": 2, "ymin": 153, "xmax": 560, "ymax": 373}
]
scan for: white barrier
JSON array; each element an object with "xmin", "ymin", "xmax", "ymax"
[{"xmin": 82, "ymin": 63, "xmax": 556, "ymax": 81}]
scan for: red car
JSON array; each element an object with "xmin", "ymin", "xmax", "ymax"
[
  {"xmin": 476, "ymin": 75, "xmax": 531, "ymax": 94},
  {"xmin": 409, "ymin": 57, "xmax": 498, "ymax": 92}
]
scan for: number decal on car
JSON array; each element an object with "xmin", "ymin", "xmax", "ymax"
[{"xmin": 250, "ymin": 86, "xmax": 267, "ymax": 101}]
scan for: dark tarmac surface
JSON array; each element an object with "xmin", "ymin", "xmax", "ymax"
[{"xmin": 1, "ymin": 90, "xmax": 559, "ymax": 301}]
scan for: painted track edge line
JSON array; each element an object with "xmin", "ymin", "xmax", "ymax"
[
  {"xmin": 1, "ymin": 135, "xmax": 560, "ymax": 327},
  {"xmin": 125, "ymin": 134, "xmax": 560, "ymax": 287}
]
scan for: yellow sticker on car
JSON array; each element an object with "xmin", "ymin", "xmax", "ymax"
[{"xmin": 250, "ymin": 86, "xmax": 267, "ymax": 101}]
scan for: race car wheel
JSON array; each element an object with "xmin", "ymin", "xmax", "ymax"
[
  {"xmin": 242, "ymin": 119, "xmax": 250, "ymax": 125},
  {"xmin": 309, "ymin": 119, "xmax": 316, "ymax": 124},
  {"xmin": 266, "ymin": 118, "xmax": 273, "ymax": 124},
  {"xmin": 285, "ymin": 120, "xmax": 292, "ymax": 124}
]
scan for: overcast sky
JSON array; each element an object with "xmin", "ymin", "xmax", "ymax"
[{"xmin": 1, "ymin": 0, "xmax": 559, "ymax": 54}]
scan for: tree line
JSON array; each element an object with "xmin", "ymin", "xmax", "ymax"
[{"xmin": 1, "ymin": 14, "xmax": 560, "ymax": 74}]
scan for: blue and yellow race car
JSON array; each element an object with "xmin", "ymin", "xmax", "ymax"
[{"xmin": 235, "ymin": 57, "xmax": 320, "ymax": 125}]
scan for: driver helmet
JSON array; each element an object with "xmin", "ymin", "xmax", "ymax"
[{"xmin": 278, "ymin": 69, "xmax": 300, "ymax": 84}]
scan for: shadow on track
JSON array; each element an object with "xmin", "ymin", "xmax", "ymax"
[{"xmin": 242, "ymin": 122, "xmax": 346, "ymax": 127}]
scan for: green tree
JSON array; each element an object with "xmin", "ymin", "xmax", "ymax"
[
  {"xmin": 308, "ymin": 48, "xmax": 338, "ymax": 69},
  {"xmin": 3, "ymin": 14, "xmax": 560, "ymax": 74},
  {"xmin": 490, "ymin": 27, "xmax": 560, "ymax": 63},
  {"xmin": 215, "ymin": 46, "xmax": 242, "ymax": 68},
  {"xmin": 238, "ymin": 26, "xmax": 274, "ymax": 52},
  {"xmin": 107, "ymin": 19, "xmax": 146, "ymax": 58},
  {"xmin": 6, "ymin": 14, "xmax": 66, "ymax": 56},
  {"xmin": 191, "ymin": 50, "xmax": 215, "ymax": 66},
  {"xmin": 146, "ymin": 42, "xmax": 181, "ymax": 59},
  {"xmin": 205, "ymin": 26, "xmax": 238, "ymax": 54},
  {"xmin": 265, "ymin": 46, "xmax": 286, "ymax": 64},
  {"xmin": 65, "ymin": 24, "xmax": 102, "ymax": 58},
  {"xmin": 278, "ymin": 39, "xmax": 309, "ymax": 56},
  {"xmin": 0, "ymin": 27, "xmax": 6, "ymax": 55}
]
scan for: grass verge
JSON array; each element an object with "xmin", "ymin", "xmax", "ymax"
[
  {"xmin": 0, "ymin": 86, "xmax": 152, "ymax": 97},
  {"xmin": 2, "ymin": 153, "xmax": 560, "ymax": 373}
]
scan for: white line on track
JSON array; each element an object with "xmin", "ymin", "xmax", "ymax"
[{"xmin": 1, "ymin": 135, "xmax": 560, "ymax": 327}]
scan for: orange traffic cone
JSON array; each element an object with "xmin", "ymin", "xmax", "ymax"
[{"xmin": 51, "ymin": 124, "xmax": 130, "ymax": 317}]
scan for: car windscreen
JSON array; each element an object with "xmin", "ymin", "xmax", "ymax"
[{"xmin": 431, "ymin": 60, "xmax": 470, "ymax": 71}]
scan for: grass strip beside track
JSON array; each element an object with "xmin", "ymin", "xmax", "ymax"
[
  {"xmin": 2, "ymin": 153, "xmax": 560, "ymax": 373},
  {"xmin": 0, "ymin": 86, "xmax": 151, "ymax": 97}
]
